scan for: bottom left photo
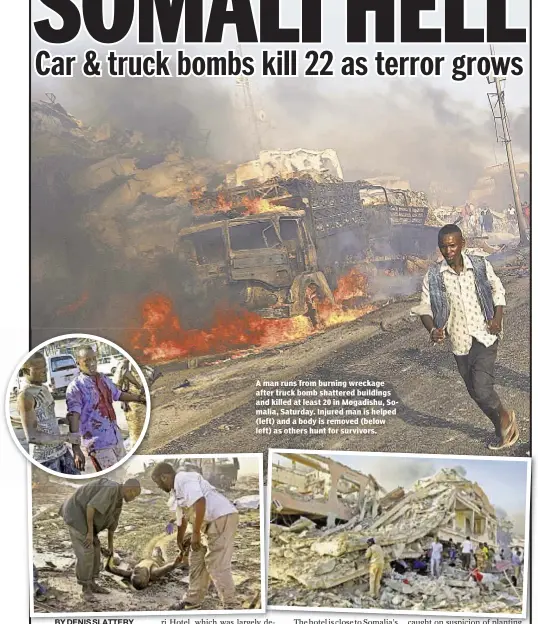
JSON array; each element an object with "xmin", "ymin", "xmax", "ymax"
[{"xmin": 30, "ymin": 453, "xmax": 264, "ymax": 615}]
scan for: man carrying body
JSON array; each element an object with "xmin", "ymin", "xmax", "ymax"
[
  {"xmin": 66, "ymin": 347, "xmax": 146, "ymax": 472},
  {"xmin": 17, "ymin": 352, "xmax": 81, "ymax": 474},
  {"xmin": 430, "ymin": 537, "xmax": 443, "ymax": 578},
  {"xmin": 151, "ymin": 462, "xmax": 239, "ymax": 610},
  {"xmin": 461, "ymin": 536, "xmax": 474, "ymax": 571},
  {"xmin": 412, "ymin": 224, "xmax": 519, "ymax": 450},
  {"xmin": 59, "ymin": 477, "xmax": 141, "ymax": 599},
  {"xmin": 364, "ymin": 537, "xmax": 385, "ymax": 600},
  {"xmin": 106, "ymin": 545, "xmax": 185, "ymax": 590}
]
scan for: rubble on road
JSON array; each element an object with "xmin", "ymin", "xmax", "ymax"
[{"xmin": 269, "ymin": 467, "xmax": 521, "ymax": 613}]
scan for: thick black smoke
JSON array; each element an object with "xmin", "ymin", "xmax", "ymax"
[
  {"xmin": 30, "ymin": 72, "xmax": 528, "ymax": 346},
  {"xmin": 32, "ymin": 73, "xmax": 528, "ymax": 202}
]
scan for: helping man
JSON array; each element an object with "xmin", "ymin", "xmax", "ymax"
[
  {"xmin": 59, "ymin": 477, "xmax": 141, "ymax": 600},
  {"xmin": 151, "ymin": 462, "xmax": 240, "ymax": 610}
]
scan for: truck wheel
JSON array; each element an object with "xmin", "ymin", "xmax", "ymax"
[{"xmin": 305, "ymin": 284, "xmax": 322, "ymax": 328}]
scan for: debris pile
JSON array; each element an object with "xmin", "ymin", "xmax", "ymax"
[{"xmin": 269, "ymin": 468, "xmax": 521, "ymax": 613}]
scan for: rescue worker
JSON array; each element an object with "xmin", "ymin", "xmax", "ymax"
[
  {"xmin": 151, "ymin": 462, "xmax": 240, "ymax": 610},
  {"xmin": 430, "ymin": 536, "xmax": 443, "ymax": 578},
  {"xmin": 511, "ymin": 548, "xmax": 522, "ymax": 585},
  {"xmin": 447, "ymin": 538, "xmax": 457, "ymax": 563},
  {"xmin": 482, "ymin": 543, "xmax": 490, "ymax": 571},
  {"xmin": 475, "ymin": 543, "xmax": 486, "ymax": 571},
  {"xmin": 364, "ymin": 537, "xmax": 385, "ymax": 599},
  {"xmin": 59, "ymin": 477, "xmax": 141, "ymax": 600},
  {"xmin": 461, "ymin": 536, "xmax": 474, "ymax": 570},
  {"xmin": 112, "ymin": 360, "xmax": 159, "ymax": 446}
]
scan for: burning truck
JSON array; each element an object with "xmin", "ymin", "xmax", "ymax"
[{"xmin": 178, "ymin": 150, "xmax": 439, "ymax": 327}]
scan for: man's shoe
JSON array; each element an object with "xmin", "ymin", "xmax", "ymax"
[
  {"xmin": 170, "ymin": 601, "xmax": 201, "ymax": 610},
  {"xmin": 90, "ymin": 581, "xmax": 111, "ymax": 595},
  {"xmin": 81, "ymin": 586, "xmax": 97, "ymax": 602},
  {"xmin": 488, "ymin": 412, "xmax": 519, "ymax": 451}
]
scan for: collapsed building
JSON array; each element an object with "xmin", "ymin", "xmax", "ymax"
[
  {"xmin": 272, "ymin": 453, "xmax": 385, "ymax": 525},
  {"xmin": 269, "ymin": 461, "xmax": 521, "ymax": 613}
]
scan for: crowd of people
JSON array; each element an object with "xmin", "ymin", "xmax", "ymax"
[
  {"xmin": 456, "ymin": 199, "xmax": 531, "ymax": 239},
  {"xmin": 365, "ymin": 536, "xmax": 524, "ymax": 600},
  {"xmin": 459, "ymin": 202, "xmax": 494, "ymax": 237}
]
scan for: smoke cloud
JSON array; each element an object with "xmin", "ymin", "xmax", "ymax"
[
  {"xmin": 357, "ymin": 457, "xmax": 438, "ymax": 492},
  {"xmin": 32, "ymin": 72, "xmax": 525, "ymax": 202},
  {"xmin": 30, "ymin": 71, "xmax": 528, "ymax": 346}
]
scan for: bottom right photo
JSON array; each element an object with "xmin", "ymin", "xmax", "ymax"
[{"xmin": 268, "ymin": 451, "xmax": 529, "ymax": 618}]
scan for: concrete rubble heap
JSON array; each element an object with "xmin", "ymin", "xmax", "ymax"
[{"xmin": 269, "ymin": 469, "xmax": 520, "ymax": 613}]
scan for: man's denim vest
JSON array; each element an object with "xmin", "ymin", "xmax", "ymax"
[{"xmin": 428, "ymin": 254, "xmax": 495, "ymax": 329}]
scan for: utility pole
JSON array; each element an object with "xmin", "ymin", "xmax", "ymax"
[
  {"xmin": 487, "ymin": 46, "xmax": 529, "ymax": 246},
  {"xmin": 236, "ymin": 45, "xmax": 262, "ymax": 157}
]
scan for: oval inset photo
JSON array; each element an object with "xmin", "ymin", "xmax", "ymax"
[{"xmin": 6, "ymin": 334, "xmax": 153, "ymax": 479}]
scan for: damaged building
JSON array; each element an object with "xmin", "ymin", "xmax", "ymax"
[
  {"xmin": 271, "ymin": 453, "xmax": 385, "ymax": 526},
  {"xmin": 269, "ymin": 462, "xmax": 521, "ymax": 613}
]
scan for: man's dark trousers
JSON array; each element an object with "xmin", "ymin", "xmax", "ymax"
[{"xmin": 454, "ymin": 338, "xmax": 502, "ymax": 435}]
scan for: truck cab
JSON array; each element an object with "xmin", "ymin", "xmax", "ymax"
[{"xmin": 179, "ymin": 210, "xmax": 333, "ymax": 322}]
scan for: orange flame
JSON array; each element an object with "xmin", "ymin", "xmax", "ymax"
[
  {"xmin": 333, "ymin": 268, "xmax": 368, "ymax": 304},
  {"xmin": 130, "ymin": 268, "xmax": 376, "ymax": 364},
  {"xmin": 242, "ymin": 197, "xmax": 289, "ymax": 215},
  {"xmin": 189, "ymin": 186, "xmax": 204, "ymax": 200},
  {"xmin": 320, "ymin": 301, "xmax": 378, "ymax": 327},
  {"xmin": 130, "ymin": 294, "xmax": 312, "ymax": 363},
  {"xmin": 193, "ymin": 192, "xmax": 233, "ymax": 216},
  {"xmin": 216, "ymin": 193, "xmax": 232, "ymax": 212}
]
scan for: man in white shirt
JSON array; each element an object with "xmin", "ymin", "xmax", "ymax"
[
  {"xmin": 412, "ymin": 224, "xmax": 519, "ymax": 451},
  {"xmin": 151, "ymin": 461, "xmax": 239, "ymax": 610},
  {"xmin": 430, "ymin": 537, "xmax": 443, "ymax": 578},
  {"xmin": 461, "ymin": 536, "xmax": 474, "ymax": 570}
]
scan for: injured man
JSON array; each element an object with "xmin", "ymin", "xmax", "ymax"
[{"xmin": 106, "ymin": 545, "xmax": 188, "ymax": 590}]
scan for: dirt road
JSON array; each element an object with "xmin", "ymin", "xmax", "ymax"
[{"xmin": 142, "ymin": 268, "xmax": 530, "ymax": 458}]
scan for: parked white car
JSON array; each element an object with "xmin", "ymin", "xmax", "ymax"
[
  {"xmin": 45, "ymin": 353, "xmax": 79, "ymax": 398},
  {"xmin": 97, "ymin": 355, "xmax": 125, "ymax": 377}
]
